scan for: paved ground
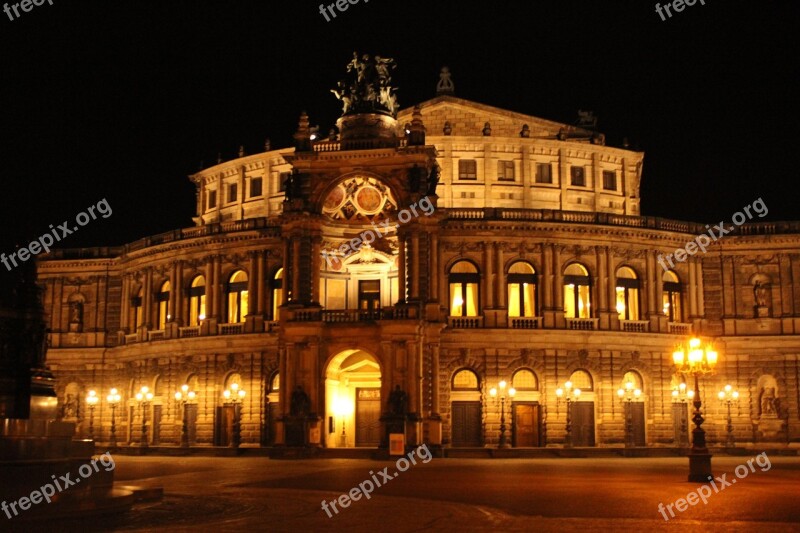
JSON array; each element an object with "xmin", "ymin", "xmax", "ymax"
[{"xmin": 17, "ymin": 452, "xmax": 800, "ymax": 532}]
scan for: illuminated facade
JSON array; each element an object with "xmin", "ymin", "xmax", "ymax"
[{"xmin": 37, "ymin": 61, "xmax": 800, "ymax": 451}]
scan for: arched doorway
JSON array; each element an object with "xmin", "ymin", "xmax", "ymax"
[{"xmin": 325, "ymin": 350, "xmax": 382, "ymax": 448}]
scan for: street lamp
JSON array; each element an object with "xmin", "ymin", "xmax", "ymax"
[
  {"xmin": 175, "ymin": 384, "xmax": 197, "ymax": 448},
  {"xmin": 671, "ymin": 383, "xmax": 694, "ymax": 447},
  {"xmin": 489, "ymin": 380, "xmax": 516, "ymax": 448},
  {"xmin": 673, "ymin": 336, "xmax": 719, "ymax": 482},
  {"xmin": 555, "ymin": 381, "xmax": 581, "ymax": 448},
  {"xmin": 85, "ymin": 389, "xmax": 98, "ymax": 440},
  {"xmin": 718, "ymin": 384, "xmax": 739, "ymax": 449},
  {"xmin": 223, "ymin": 382, "xmax": 246, "ymax": 448},
  {"xmin": 135, "ymin": 386, "xmax": 154, "ymax": 447},
  {"xmin": 617, "ymin": 381, "xmax": 642, "ymax": 448},
  {"xmin": 106, "ymin": 388, "xmax": 121, "ymax": 448}
]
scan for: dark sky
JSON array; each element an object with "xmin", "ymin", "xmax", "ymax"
[{"xmin": 1, "ymin": 0, "xmax": 797, "ymax": 251}]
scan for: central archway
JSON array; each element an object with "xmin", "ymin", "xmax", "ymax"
[{"xmin": 325, "ymin": 350, "xmax": 382, "ymax": 448}]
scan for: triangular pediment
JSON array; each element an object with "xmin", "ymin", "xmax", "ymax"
[{"xmin": 397, "ymin": 95, "xmax": 594, "ymax": 139}]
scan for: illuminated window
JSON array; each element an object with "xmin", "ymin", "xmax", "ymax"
[
  {"xmin": 570, "ymin": 166, "xmax": 585, "ymax": 187},
  {"xmin": 512, "ymin": 369, "xmax": 538, "ymax": 391},
  {"xmin": 207, "ymin": 190, "xmax": 217, "ymax": 210},
  {"xmin": 569, "ymin": 369, "xmax": 593, "ymax": 391},
  {"xmin": 188, "ymin": 276, "xmax": 206, "ymax": 326},
  {"xmin": 131, "ymin": 287, "xmax": 143, "ymax": 330},
  {"xmin": 156, "ymin": 280, "xmax": 170, "ymax": 330},
  {"xmin": 615, "ymin": 267, "xmax": 640, "ymax": 321},
  {"xmin": 621, "ymin": 370, "xmax": 643, "ymax": 392},
  {"xmin": 228, "ymin": 183, "xmax": 238, "ymax": 203},
  {"xmin": 507, "ymin": 261, "xmax": 537, "ymax": 317},
  {"xmin": 270, "ymin": 372, "xmax": 280, "ymax": 393},
  {"xmin": 226, "ymin": 270, "xmax": 249, "ymax": 323},
  {"xmin": 271, "ymin": 268, "xmax": 283, "ymax": 319},
  {"xmin": 497, "ymin": 160, "xmax": 515, "ymax": 181},
  {"xmin": 449, "ymin": 261, "xmax": 480, "ymax": 317},
  {"xmin": 663, "ymin": 271, "xmax": 683, "ymax": 322},
  {"xmin": 452, "ymin": 369, "xmax": 480, "ymax": 390},
  {"xmin": 458, "ymin": 160, "xmax": 477, "ymax": 180},
  {"xmin": 563, "ymin": 263, "xmax": 591, "ymax": 318}
]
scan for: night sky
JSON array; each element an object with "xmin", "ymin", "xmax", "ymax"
[{"xmin": 1, "ymin": 0, "xmax": 797, "ymax": 252}]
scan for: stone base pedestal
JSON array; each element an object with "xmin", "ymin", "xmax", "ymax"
[{"xmin": 755, "ymin": 417, "xmax": 785, "ymax": 441}]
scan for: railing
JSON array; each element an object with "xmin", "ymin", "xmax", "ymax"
[
  {"xmin": 147, "ymin": 330, "xmax": 166, "ymax": 341},
  {"xmin": 124, "ymin": 333, "xmax": 139, "ymax": 345},
  {"xmin": 566, "ymin": 318, "xmax": 598, "ymax": 330},
  {"xmin": 178, "ymin": 326, "xmax": 201, "ymax": 338},
  {"xmin": 447, "ymin": 316, "xmax": 484, "ymax": 329},
  {"xmin": 510, "ymin": 317, "xmax": 542, "ymax": 329},
  {"xmin": 621, "ymin": 320, "xmax": 649, "ymax": 333},
  {"xmin": 292, "ymin": 309, "xmax": 322, "ymax": 322},
  {"xmin": 219, "ymin": 323, "xmax": 244, "ymax": 335},
  {"xmin": 668, "ymin": 322, "xmax": 692, "ymax": 335}
]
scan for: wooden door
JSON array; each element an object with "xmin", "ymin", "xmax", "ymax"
[
  {"xmin": 630, "ymin": 402, "xmax": 646, "ymax": 446},
  {"xmin": 571, "ymin": 402, "xmax": 595, "ymax": 447},
  {"xmin": 451, "ymin": 401, "xmax": 482, "ymax": 447},
  {"xmin": 356, "ymin": 388, "xmax": 381, "ymax": 446},
  {"xmin": 513, "ymin": 403, "xmax": 540, "ymax": 447}
]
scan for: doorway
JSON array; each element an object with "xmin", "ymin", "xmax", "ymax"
[
  {"xmin": 355, "ymin": 388, "xmax": 381, "ymax": 446},
  {"xmin": 324, "ymin": 350, "xmax": 382, "ymax": 448},
  {"xmin": 571, "ymin": 402, "xmax": 595, "ymax": 446},
  {"xmin": 512, "ymin": 403, "xmax": 540, "ymax": 447},
  {"xmin": 451, "ymin": 401, "xmax": 482, "ymax": 447}
]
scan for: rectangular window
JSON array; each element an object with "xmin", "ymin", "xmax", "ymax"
[
  {"xmin": 497, "ymin": 160, "xmax": 515, "ymax": 181},
  {"xmin": 228, "ymin": 183, "xmax": 238, "ymax": 203},
  {"xmin": 535, "ymin": 163, "xmax": 552, "ymax": 184},
  {"xmin": 458, "ymin": 160, "xmax": 477, "ymax": 180},
  {"xmin": 279, "ymin": 172, "xmax": 291, "ymax": 192},
  {"xmin": 603, "ymin": 170, "xmax": 616, "ymax": 191},
  {"xmin": 250, "ymin": 177, "xmax": 263, "ymax": 198},
  {"xmin": 570, "ymin": 166, "xmax": 585, "ymax": 187},
  {"xmin": 208, "ymin": 190, "xmax": 217, "ymax": 209}
]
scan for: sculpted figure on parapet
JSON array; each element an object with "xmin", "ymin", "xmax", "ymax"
[{"xmin": 334, "ymin": 52, "xmax": 399, "ymax": 117}]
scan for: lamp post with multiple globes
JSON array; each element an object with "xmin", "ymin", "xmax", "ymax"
[
  {"xmin": 617, "ymin": 381, "xmax": 642, "ymax": 448},
  {"xmin": 223, "ymin": 382, "xmax": 246, "ymax": 448},
  {"xmin": 135, "ymin": 386, "xmax": 154, "ymax": 447},
  {"xmin": 555, "ymin": 381, "xmax": 581, "ymax": 448},
  {"xmin": 175, "ymin": 384, "xmax": 197, "ymax": 448},
  {"xmin": 673, "ymin": 336, "xmax": 719, "ymax": 482},
  {"xmin": 107, "ymin": 388, "xmax": 121, "ymax": 448},
  {"xmin": 85, "ymin": 389, "xmax": 98, "ymax": 440},
  {"xmin": 718, "ymin": 384, "xmax": 739, "ymax": 449},
  {"xmin": 671, "ymin": 382, "xmax": 694, "ymax": 448},
  {"xmin": 489, "ymin": 380, "xmax": 516, "ymax": 448}
]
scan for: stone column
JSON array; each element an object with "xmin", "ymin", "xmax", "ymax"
[
  {"xmin": 496, "ymin": 243, "xmax": 506, "ymax": 308},
  {"xmin": 484, "ymin": 243, "xmax": 494, "ymax": 308},
  {"xmin": 175, "ymin": 260, "xmax": 184, "ymax": 324},
  {"xmin": 205, "ymin": 256, "xmax": 215, "ymax": 320},
  {"xmin": 430, "ymin": 234, "xmax": 439, "ymax": 301},
  {"xmin": 213, "ymin": 255, "xmax": 222, "ymax": 321},
  {"xmin": 646, "ymin": 251, "xmax": 656, "ymax": 316},
  {"xmin": 169, "ymin": 262, "xmax": 178, "ymax": 322},
  {"xmin": 311, "ymin": 237, "xmax": 322, "ymax": 305},
  {"xmin": 543, "ymin": 245, "xmax": 553, "ymax": 309},
  {"xmin": 688, "ymin": 259, "xmax": 698, "ymax": 318},
  {"xmin": 397, "ymin": 235, "xmax": 407, "ymax": 304},
  {"xmin": 292, "ymin": 237, "xmax": 301, "ymax": 305},
  {"xmin": 143, "ymin": 268, "xmax": 153, "ymax": 328},
  {"xmin": 256, "ymin": 252, "xmax": 266, "ymax": 316},
  {"xmin": 410, "ymin": 233, "xmax": 420, "ymax": 300},
  {"xmin": 120, "ymin": 274, "xmax": 130, "ymax": 332}
]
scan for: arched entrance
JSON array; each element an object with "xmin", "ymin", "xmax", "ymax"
[{"xmin": 325, "ymin": 350, "xmax": 382, "ymax": 448}]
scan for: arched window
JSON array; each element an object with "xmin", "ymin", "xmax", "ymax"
[
  {"xmin": 507, "ymin": 262, "xmax": 538, "ymax": 317},
  {"xmin": 188, "ymin": 275, "xmax": 206, "ymax": 326},
  {"xmin": 621, "ymin": 370, "xmax": 643, "ymax": 392},
  {"xmin": 272, "ymin": 268, "xmax": 284, "ymax": 320},
  {"xmin": 615, "ymin": 267, "xmax": 640, "ymax": 321},
  {"xmin": 452, "ymin": 369, "xmax": 480, "ymax": 390},
  {"xmin": 449, "ymin": 261, "xmax": 480, "ymax": 317},
  {"xmin": 569, "ymin": 369, "xmax": 593, "ymax": 391},
  {"xmin": 226, "ymin": 270, "xmax": 249, "ymax": 323},
  {"xmin": 131, "ymin": 287, "xmax": 143, "ymax": 330},
  {"xmin": 270, "ymin": 372, "xmax": 280, "ymax": 393},
  {"xmin": 156, "ymin": 281, "xmax": 170, "ymax": 330},
  {"xmin": 564, "ymin": 263, "xmax": 591, "ymax": 318},
  {"xmin": 663, "ymin": 271, "xmax": 683, "ymax": 322},
  {"xmin": 512, "ymin": 369, "xmax": 538, "ymax": 391}
]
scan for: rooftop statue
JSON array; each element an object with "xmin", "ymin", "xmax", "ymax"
[{"xmin": 333, "ymin": 52, "xmax": 400, "ymax": 117}]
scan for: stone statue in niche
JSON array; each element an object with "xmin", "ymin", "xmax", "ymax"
[
  {"xmin": 69, "ymin": 301, "xmax": 83, "ymax": 332},
  {"xmin": 290, "ymin": 385, "xmax": 311, "ymax": 417},
  {"xmin": 759, "ymin": 386, "xmax": 777, "ymax": 418},
  {"xmin": 754, "ymin": 281, "xmax": 768, "ymax": 307},
  {"xmin": 388, "ymin": 385, "xmax": 408, "ymax": 416},
  {"xmin": 62, "ymin": 393, "xmax": 79, "ymax": 419}
]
